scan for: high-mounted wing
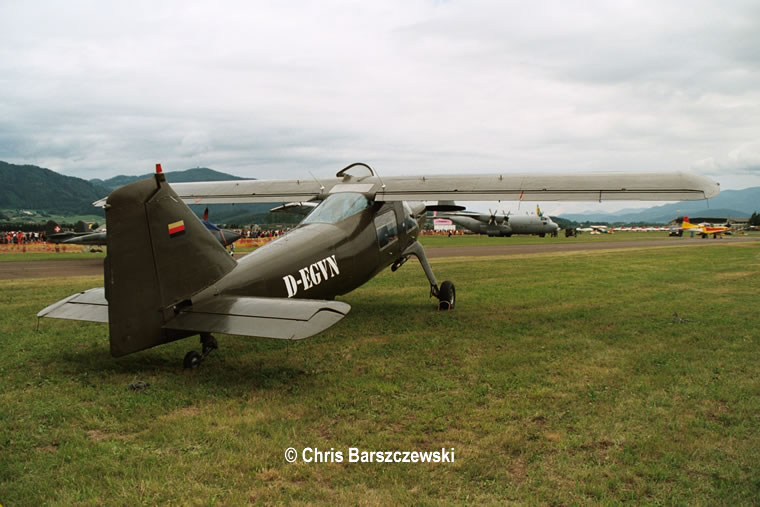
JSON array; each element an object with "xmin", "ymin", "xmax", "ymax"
[
  {"xmin": 162, "ymin": 178, "xmax": 343, "ymax": 205},
  {"xmin": 372, "ymin": 172, "xmax": 719, "ymax": 202},
  {"xmin": 91, "ymin": 178, "xmax": 342, "ymax": 207},
  {"xmin": 161, "ymin": 170, "xmax": 718, "ymax": 205}
]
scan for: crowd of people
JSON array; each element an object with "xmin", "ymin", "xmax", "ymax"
[
  {"xmin": 246, "ymin": 228, "xmax": 288, "ymax": 239},
  {"xmin": 1, "ymin": 231, "xmax": 45, "ymax": 244}
]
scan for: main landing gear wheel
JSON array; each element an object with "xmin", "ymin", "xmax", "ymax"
[
  {"xmin": 437, "ymin": 280, "xmax": 456, "ymax": 311},
  {"xmin": 183, "ymin": 333, "xmax": 218, "ymax": 369}
]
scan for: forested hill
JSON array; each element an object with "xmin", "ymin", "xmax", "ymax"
[
  {"xmin": 0, "ymin": 161, "xmax": 265, "ymax": 223},
  {"xmin": 0, "ymin": 161, "xmax": 111, "ymax": 215},
  {"xmin": 91, "ymin": 168, "xmax": 243, "ymax": 190}
]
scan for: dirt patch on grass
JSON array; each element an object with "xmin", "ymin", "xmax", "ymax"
[
  {"xmin": 86, "ymin": 429, "xmax": 109, "ymax": 442},
  {"xmin": 161, "ymin": 405, "xmax": 201, "ymax": 421},
  {"xmin": 508, "ymin": 457, "xmax": 527, "ymax": 485},
  {"xmin": 86, "ymin": 429, "xmax": 135, "ymax": 442},
  {"xmin": 713, "ymin": 271, "xmax": 755, "ymax": 280}
]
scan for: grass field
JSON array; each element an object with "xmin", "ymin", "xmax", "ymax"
[
  {"xmin": 419, "ymin": 230, "xmax": 760, "ymax": 248},
  {"xmin": 0, "ymin": 251, "xmax": 106, "ymax": 262},
  {"xmin": 1, "ymin": 241, "xmax": 759, "ymax": 504}
]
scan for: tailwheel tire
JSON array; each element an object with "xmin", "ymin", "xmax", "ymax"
[
  {"xmin": 437, "ymin": 280, "xmax": 456, "ymax": 311},
  {"xmin": 184, "ymin": 350, "xmax": 202, "ymax": 369}
]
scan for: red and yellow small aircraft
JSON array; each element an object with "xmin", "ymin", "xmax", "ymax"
[{"xmin": 680, "ymin": 216, "xmax": 731, "ymax": 238}]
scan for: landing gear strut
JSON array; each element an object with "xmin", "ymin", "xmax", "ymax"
[
  {"xmin": 183, "ymin": 333, "xmax": 218, "ymax": 369},
  {"xmin": 398, "ymin": 241, "xmax": 456, "ymax": 311}
]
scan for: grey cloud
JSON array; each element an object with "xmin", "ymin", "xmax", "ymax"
[{"xmin": 0, "ymin": 0, "xmax": 757, "ymax": 194}]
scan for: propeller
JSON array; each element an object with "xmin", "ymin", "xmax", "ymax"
[{"xmin": 484, "ymin": 208, "xmax": 511, "ymax": 225}]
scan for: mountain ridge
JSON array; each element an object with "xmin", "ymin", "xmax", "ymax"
[
  {"xmin": 559, "ymin": 187, "xmax": 760, "ymax": 223},
  {"xmin": 2, "ymin": 161, "xmax": 757, "ymax": 225},
  {"xmin": 91, "ymin": 167, "xmax": 245, "ymax": 191}
]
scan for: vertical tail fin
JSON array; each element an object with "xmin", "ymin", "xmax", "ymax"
[
  {"xmin": 44, "ymin": 220, "xmax": 62, "ymax": 236},
  {"xmin": 74, "ymin": 220, "xmax": 89, "ymax": 233},
  {"xmin": 104, "ymin": 166, "xmax": 237, "ymax": 356}
]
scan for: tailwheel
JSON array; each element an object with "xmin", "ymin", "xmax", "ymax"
[{"xmin": 437, "ymin": 280, "xmax": 456, "ymax": 311}]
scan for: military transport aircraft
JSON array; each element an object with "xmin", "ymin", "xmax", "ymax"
[
  {"xmin": 437, "ymin": 204, "xmax": 559, "ymax": 237},
  {"xmin": 38, "ymin": 163, "xmax": 719, "ymax": 368}
]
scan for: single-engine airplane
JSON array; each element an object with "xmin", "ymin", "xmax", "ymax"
[
  {"xmin": 577, "ymin": 225, "xmax": 613, "ymax": 234},
  {"xmin": 38, "ymin": 163, "xmax": 719, "ymax": 368},
  {"xmin": 680, "ymin": 216, "xmax": 731, "ymax": 238}
]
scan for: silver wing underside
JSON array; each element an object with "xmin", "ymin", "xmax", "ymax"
[{"xmin": 153, "ymin": 171, "xmax": 719, "ymax": 205}]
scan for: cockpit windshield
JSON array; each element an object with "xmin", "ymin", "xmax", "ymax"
[{"xmin": 301, "ymin": 192, "xmax": 372, "ymax": 225}]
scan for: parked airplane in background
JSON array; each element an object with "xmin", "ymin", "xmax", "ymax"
[
  {"xmin": 44, "ymin": 210, "xmax": 241, "ymax": 247},
  {"xmin": 44, "ymin": 220, "xmax": 100, "ymax": 243},
  {"xmin": 680, "ymin": 216, "xmax": 731, "ymax": 238},
  {"xmin": 577, "ymin": 225, "xmax": 612, "ymax": 234},
  {"xmin": 438, "ymin": 204, "xmax": 559, "ymax": 237},
  {"xmin": 39, "ymin": 163, "xmax": 719, "ymax": 368}
]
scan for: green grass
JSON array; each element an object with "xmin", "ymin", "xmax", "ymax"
[
  {"xmin": 1, "ymin": 241, "xmax": 759, "ymax": 504},
  {"xmin": 0, "ymin": 251, "xmax": 106, "ymax": 262}
]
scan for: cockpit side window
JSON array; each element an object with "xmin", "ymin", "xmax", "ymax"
[
  {"xmin": 301, "ymin": 192, "xmax": 371, "ymax": 225},
  {"xmin": 402, "ymin": 202, "xmax": 418, "ymax": 233},
  {"xmin": 375, "ymin": 210, "xmax": 398, "ymax": 249}
]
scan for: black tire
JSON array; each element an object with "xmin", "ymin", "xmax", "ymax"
[
  {"xmin": 184, "ymin": 350, "xmax": 202, "ymax": 369},
  {"xmin": 438, "ymin": 280, "xmax": 456, "ymax": 310}
]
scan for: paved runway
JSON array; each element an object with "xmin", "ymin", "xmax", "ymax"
[
  {"xmin": 1, "ymin": 237, "xmax": 757, "ymax": 280},
  {"xmin": 425, "ymin": 237, "xmax": 759, "ymax": 258},
  {"xmin": 0, "ymin": 258, "xmax": 104, "ymax": 280}
]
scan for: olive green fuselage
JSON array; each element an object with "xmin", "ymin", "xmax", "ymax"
[{"xmin": 195, "ymin": 201, "xmax": 422, "ymax": 302}]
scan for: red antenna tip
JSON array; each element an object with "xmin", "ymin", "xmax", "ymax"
[{"xmin": 156, "ymin": 163, "xmax": 163, "ymax": 173}]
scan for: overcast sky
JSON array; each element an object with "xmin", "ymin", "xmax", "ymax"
[{"xmin": 1, "ymin": 0, "xmax": 758, "ymax": 213}]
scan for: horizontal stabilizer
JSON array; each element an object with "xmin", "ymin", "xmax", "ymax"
[
  {"xmin": 37, "ymin": 288, "xmax": 108, "ymax": 323},
  {"xmin": 164, "ymin": 296, "xmax": 350, "ymax": 340}
]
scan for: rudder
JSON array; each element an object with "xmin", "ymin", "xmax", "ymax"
[{"xmin": 104, "ymin": 168, "xmax": 236, "ymax": 357}]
